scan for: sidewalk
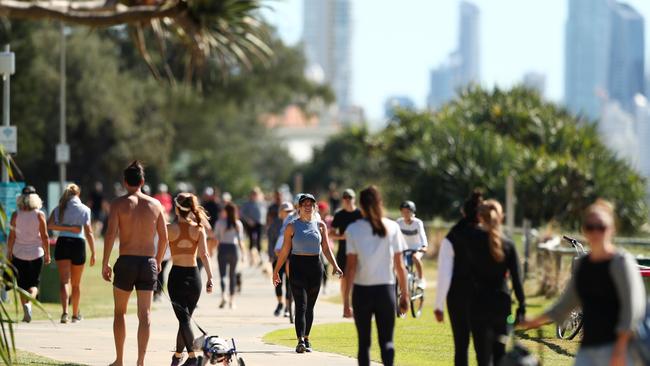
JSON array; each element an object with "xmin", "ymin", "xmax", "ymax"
[{"xmin": 14, "ymin": 265, "xmax": 375, "ymax": 366}]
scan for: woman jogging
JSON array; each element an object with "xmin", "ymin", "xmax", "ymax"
[
  {"xmin": 343, "ymin": 186, "xmax": 409, "ymax": 366},
  {"xmin": 214, "ymin": 202, "xmax": 244, "ymax": 309},
  {"xmin": 273, "ymin": 193, "xmax": 342, "ymax": 353},
  {"xmin": 7, "ymin": 186, "xmax": 50, "ymax": 322},
  {"xmin": 520, "ymin": 200, "xmax": 645, "ymax": 366},
  {"xmin": 167, "ymin": 193, "xmax": 214, "ymax": 366},
  {"xmin": 49, "ymin": 183, "xmax": 96, "ymax": 324},
  {"xmin": 396, "ymin": 200, "xmax": 428, "ymax": 288},
  {"xmin": 434, "ymin": 190, "xmax": 483, "ymax": 366},
  {"xmin": 468, "ymin": 199, "xmax": 525, "ymax": 365}
]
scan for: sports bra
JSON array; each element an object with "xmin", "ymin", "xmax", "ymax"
[{"xmin": 169, "ymin": 222, "xmax": 199, "ymax": 256}]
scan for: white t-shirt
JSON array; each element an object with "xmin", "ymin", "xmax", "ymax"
[
  {"xmin": 396, "ymin": 217, "xmax": 428, "ymax": 250},
  {"xmin": 345, "ymin": 218, "xmax": 408, "ymax": 286}
]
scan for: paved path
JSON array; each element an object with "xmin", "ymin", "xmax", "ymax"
[{"xmin": 14, "ymin": 264, "xmax": 375, "ymax": 366}]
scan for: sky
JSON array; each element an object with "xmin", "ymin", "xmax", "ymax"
[{"xmin": 262, "ymin": 0, "xmax": 650, "ymax": 124}]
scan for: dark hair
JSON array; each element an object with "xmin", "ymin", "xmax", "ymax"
[
  {"xmin": 225, "ymin": 202, "xmax": 239, "ymax": 230},
  {"xmin": 359, "ymin": 185, "xmax": 386, "ymax": 237},
  {"xmin": 124, "ymin": 160, "xmax": 145, "ymax": 187},
  {"xmin": 462, "ymin": 189, "xmax": 484, "ymax": 224},
  {"xmin": 175, "ymin": 193, "xmax": 210, "ymax": 228}
]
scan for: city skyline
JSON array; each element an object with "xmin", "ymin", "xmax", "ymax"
[{"xmin": 264, "ymin": 0, "xmax": 650, "ymax": 123}]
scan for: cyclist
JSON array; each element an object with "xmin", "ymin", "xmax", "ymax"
[{"xmin": 396, "ymin": 200, "xmax": 428, "ymax": 289}]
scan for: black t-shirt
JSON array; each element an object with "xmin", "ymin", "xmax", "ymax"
[
  {"xmin": 576, "ymin": 257, "xmax": 620, "ymax": 347},
  {"xmin": 331, "ymin": 208, "xmax": 362, "ymax": 254},
  {"xmin": 202, "ymin": 200, "xmax": 222, "ymax": 228}
]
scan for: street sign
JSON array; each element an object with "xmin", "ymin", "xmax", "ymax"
[
  {"xmin": 0, "ymin": 126, "xmax": 16, "ymax": 154},
  {"xmin": 56, "ymin": 143, "xmax": 70, "ymax": 164},
  {"xmin": 0, "ymin": 181, "xmax": 24, "ymax": 243}
]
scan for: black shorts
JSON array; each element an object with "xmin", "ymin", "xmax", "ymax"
[
  {"xmin": 11, "ymin": 257, "xmax": 44, "ymax": 290},
  {"xmin": 54, "ymin": 237, "xmax": 86, "ymax": 265},
  {"xmin": 113, "ymin": 256, "xmax": 157, "ymax": 292}
]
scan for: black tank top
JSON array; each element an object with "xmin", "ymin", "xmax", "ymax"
[{"xmin": 576, "ymin": 257, "xmax": 620, "ymax": 346}]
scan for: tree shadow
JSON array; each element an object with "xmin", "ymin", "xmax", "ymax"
[{"xmin": 514, "ymin": 329, "xmax": 576, "ymax": 358}]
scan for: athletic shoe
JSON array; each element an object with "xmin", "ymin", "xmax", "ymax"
[
  {"xmin": 60, "ymin": 313, "xmax": 69, "ymax": 324},
  {"xmin": 22, "ymin": 304, "xmax": 32, "ymax": 323},
  {"xmin": 273, "ymin": 303, "xmax": 283, "ymax": 317},
  {"xmin": 219, "ymin": 299, "xmax": 226, "ymax": 309},
  {"xmin": 181, "ymin": 357, "xmax": 198, "ymax": 366},
  {"xmin": 295, "ymin": 341, "xmax": 307, "ymax": 354},
  {"xmin": 170, "ymin": 355, "xmax": 183, "ymax": 366},
  {"xmin": 416, "ymin": 278, "xmax": 427, "ymax": 289},
  {"xmin": 304, "ymin": 340, "xmax": 312, "ymax": 352},
  {"xmin": 284, "ymin": 310, "xmax": 290, "ymax": 318},
  {"xmin": 71, "ymin": 314, "xmax": 83, "ymax": 323}
]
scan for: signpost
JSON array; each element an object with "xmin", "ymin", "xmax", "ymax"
[
  {"xmin": 0, "ymin": 126, "xmax": 17, "ymax": 154},
  {"xmin": 0, "ymin": 181, "xmax": 24, "ymax": 242}
]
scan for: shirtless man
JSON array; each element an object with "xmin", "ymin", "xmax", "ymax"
[{"xmin": 102, "ymin": 161, "xmax": 169, "ymax": 366}]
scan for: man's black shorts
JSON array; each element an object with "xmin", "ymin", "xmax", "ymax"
[
  {"xmin": 54, "ymin": 237, "xmax": 86, "ymax": 265},
  {"xmin": 113, "ymin": 255, "xmax": 157, "ymax": 292}
]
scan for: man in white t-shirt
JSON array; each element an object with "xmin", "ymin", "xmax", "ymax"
[{"xmin": 396, "ymin": 200, "xmax": 428, "ymax": 289}]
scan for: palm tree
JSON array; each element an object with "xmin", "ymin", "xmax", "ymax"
[{"xmin": 0, "ymin": 0, "xmax": 272, "ymax": 82}]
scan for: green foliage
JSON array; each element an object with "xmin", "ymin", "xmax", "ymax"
[{"xmin": 303, "ymin": 86, "xmax": 648, "ymax": 233}]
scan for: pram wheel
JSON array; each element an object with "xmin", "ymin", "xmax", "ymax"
[{"xmin": 237, "ymin": 358, "xmax": 245, "ymax": 366}]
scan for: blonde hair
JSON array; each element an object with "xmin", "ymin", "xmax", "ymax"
[
  {"xmin": 59, "ymin": 184, "xmax": 81, "ymax": 223},
  {"xmin": 583, "ymin": 199, "xmax": 616, "ymax": 231},
  {"xmin": 17, "ymin": 193, "xmax": 43, "ymax": 211},
  {"xmin": 175, "ymin": 193, "xmax": 210, "ymax": 228},
  {"xmin": 478, "ymin": 199, "xmax": 505, "ymax": 262}
]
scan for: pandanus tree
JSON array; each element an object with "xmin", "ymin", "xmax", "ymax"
[{"xmin": 0, "ymin": 0, "xmax": 272, "ymax": 82}]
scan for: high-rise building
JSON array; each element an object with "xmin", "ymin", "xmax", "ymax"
[
  {"xmin": 608, "ymin": 2, "xmax": 644, "ymax": 113},
  {"xmin": 302, "ymin": 0, "xmax": 352, "ymax": 118},
  {"xmin": 523, "ymin": 72, "xmax": 547, "ymax": 97},
  {"xmin": 565, "ymin": 0, "xmax": 612, "ymax": 120},
  {"xmin": 427, "ymin": 2, "xmax": 480, "ymax": 109},
  {"xmin": 384, "ymin": 96, "xmax": 416, "ymax": 119},
  {"xmin": 600, "ymin": 101, "xmax": 639, "ymax": 168},
  {"xmin": 458, "ymin": 1, "xmax": 480, "ymax": 86}
]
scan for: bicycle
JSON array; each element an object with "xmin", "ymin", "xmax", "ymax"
[
  {"xmin": 555, "ymin": 235, "xmax": 586, "ymax": 340},
  {"xmin": 396, "ymin": 248, "xmax": 426, "ymax": 318}
]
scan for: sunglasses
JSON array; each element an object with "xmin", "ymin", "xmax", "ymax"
[
  {"xmin": 342, "ymin": 195, "xmax": 352, "ymax": 200},
  {"xmin": 583, "ymin": 223, "xmax": 607, "ymax": 233}
]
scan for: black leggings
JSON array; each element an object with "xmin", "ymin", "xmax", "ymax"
[
  {"xmin": 447, "ymin": 281, "xmax": 474, "ymax": 366},
  {"xmin": 218, "ymin": 245, "xmax": 239, "ymax": 295},
  {"xmin": 245, "ymin": 223, "xmax": 263, "ymax": 252},
  {"xmin": 273, "ymin": 259, "xmax": 290, "ymax": 299},
  {"xmin": 289, "ymin": 255, "xmax": 323, "ymax": 339},
  {"xmin": 352, "ymin": 284, "xmax": 396, "ymax": 366},
  {"xmin": 154, "ymin": 259, "xmax": 170, "ymax": 296},
  {"xmin": 168, "ymin": 265, "xmax": 202, "ymax": 353}
]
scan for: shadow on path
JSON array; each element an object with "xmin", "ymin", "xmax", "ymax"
[{"xmin": 514, "ymin": 330, "xmax": 576, "ymax": 358}]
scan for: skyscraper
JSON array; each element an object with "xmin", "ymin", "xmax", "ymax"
[
  {"xmin": 565, "ymin": 0, "xmax": 612, "ymax": 120},
  {"xmin": 427, "ymin": 2, "xmax": 480, "ymax": 110},
  {"xmin": 523, "ymin": 72, "xmax": 547, "ymax": 97},
  {"xmin": 302, "ymin": 0, "xmax": 352, "ymax": 118},
  {"xmin": 608, "ymin": 2, "xmax": 644, "ymax": 113},
  {"xmin": 458, "ymin": 1, "xmax": 480, "ymax": 86}
]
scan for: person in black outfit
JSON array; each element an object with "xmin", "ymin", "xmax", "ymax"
[
  {"xmin": 469, "ymin": 199, "xmax": 525, "ymax": 366},
  {"xmin": 434, "ymin": 190, "xmax": 483, "ymax": 366},
  {"xmin": 330, "ymin": 188, "xmax": 362, "ymax": 317},
  {"xmin": 201, "ymin": 187, "xmax": 222, "ymax": 228}
]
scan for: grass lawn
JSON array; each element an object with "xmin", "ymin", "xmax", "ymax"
[
  {"xmin": 6, "ymin": 241, "xmax": 138, "ymax": 322},
  {"xmin": 264, "ymin": 260, "xmax": 579, "ymax": 366},
  {"xmin": 13, "ymin": 349, "xmax": 87, "ymax": 365}
]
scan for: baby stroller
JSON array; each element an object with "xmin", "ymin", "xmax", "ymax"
[{"xmin": 194, "ymin": 335, "xmax": 245, "ymax": 366}]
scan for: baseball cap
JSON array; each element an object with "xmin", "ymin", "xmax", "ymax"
[
  {"xmin": 317, "ymin": 201, "xmax": 329, "ymax": 212},
  {"xmin": 22, "ymin": 186, "xmax": 36, "ymax": 195},
  {"xmin": 298, "ymin": 193, "xmax": 316, "ymax": 204},
  {"xmin": 342, "ymin": 188, "xmax": 355, "ymax": 198},
  {"xmin": 280, "ymin": 201, "xmax": 294, "ymax": 212}
]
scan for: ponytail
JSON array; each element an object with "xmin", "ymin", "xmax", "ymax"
[
  {"xmin": 58, "ymin": 184, "xmax": 81, "ymax": 223},
  {"xmin": 359, "ymin": 186, "xmax": 387, "ymax": 237},
  {"xmin": 224, "ymin": 203, "xmax": 238, "ymax": 230},
  {"xmin": 175, "ymin": 193, "xmax": 210, "ymax": 228},
  {"xmin": 478, "ymin": 199, "xmax": 505, "ymax": 262}
]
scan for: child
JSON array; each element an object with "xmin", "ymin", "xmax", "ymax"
[{"xmin": 396, "ymin": 200, "xmax": 428, "ymax": 288}]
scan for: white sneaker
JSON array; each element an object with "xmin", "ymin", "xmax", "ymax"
[
  {"xmin": 22, "ymin": 303, "xmax": 32, "ymax": 323},
  {"xmin": 416, "ymin": 278, "xmax": 427, "ymax": 289}
]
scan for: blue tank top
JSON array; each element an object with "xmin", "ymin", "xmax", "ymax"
[{"xmin": 291, "ymin": 219, "xmax": 322, "ymax": 255}]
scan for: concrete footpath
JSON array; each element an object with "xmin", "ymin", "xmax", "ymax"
[{"xmin": 14, "ymin": 265, "xmax": 376, "ymax": 366}]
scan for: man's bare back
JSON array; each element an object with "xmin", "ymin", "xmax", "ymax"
[{"xmin": 111, "ymin": 192, "xmax": 165, "ymax": 257}]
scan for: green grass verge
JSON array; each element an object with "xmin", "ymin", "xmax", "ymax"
[
  {"xmin": 6, "ymin": 243, "xmax": 136, "ymax": 322},
  {"xmin": 14, "ymin": 349, "xmax": 87, "ymax": 365},
  {"xmin": 265, "ymin": 260, "xmax": 579, "ymax": 366}
]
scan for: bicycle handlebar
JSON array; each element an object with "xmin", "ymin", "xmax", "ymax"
[
  {"xmin": 562, "ymin": 235, "xmax": 587, "ymax": 254},
  {"xmin": 402, "ymin": 247, "xmax": 427, "ymax": 255}
]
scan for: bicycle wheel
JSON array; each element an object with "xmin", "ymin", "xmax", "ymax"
[
  {"xmin": 395, "ymin": 282, "xmax": 402, "ymax": 316},
  {"xmin": 410, "ymin": 285, "xmax": 424, "ymax": 318},
  {"xmin": 556, "ymin": 309, "xmax": 583, "ymax": 340}
]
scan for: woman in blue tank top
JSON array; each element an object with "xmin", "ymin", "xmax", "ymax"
[{"xmin": 273, "ymin": 193, "xmax": 342, "ymax": 354}]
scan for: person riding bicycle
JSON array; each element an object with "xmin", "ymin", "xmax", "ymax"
[{"xmin": 396, "ymin": 200, "xmax": 428, "ymax": 289}]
